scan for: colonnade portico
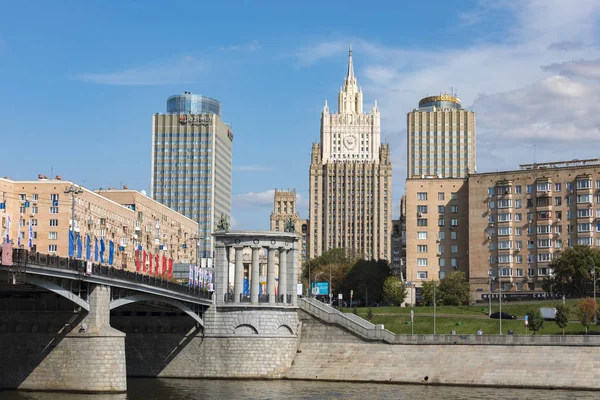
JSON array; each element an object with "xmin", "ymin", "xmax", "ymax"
[{"xmin": 214, "ymin": 231, "xmax": 299, "ymax": 306}]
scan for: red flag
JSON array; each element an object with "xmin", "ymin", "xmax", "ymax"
[
  {"xmin": 168, "ymin": 258, "xmax": 173, "ymax": 280},
  {"xmin": 135, "ymin": 250, "xmax": 140, "ymax": 272},
  {"xmin": 149, "ymin": 252, "xmax": 153, "ymax": 274},
  {"xmin": 142, "ymin": 250, "xmax": 147, "ymax": 273},
  {"xmin": 155, "ymin": 254, "xmax": 159, "ymax": 275},
  {"xmin": 162, "ymin": 255, "xmax": 167, "ymax": 277}
]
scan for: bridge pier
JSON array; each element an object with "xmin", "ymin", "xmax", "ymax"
[{"xmin": 1, "ymin": 284, "xmax": 126, "ymax": 393}]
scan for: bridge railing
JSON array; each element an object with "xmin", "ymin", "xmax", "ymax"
[{"xmin": 9, "ymin": 249, "xmax": 212, "ymax": 300}]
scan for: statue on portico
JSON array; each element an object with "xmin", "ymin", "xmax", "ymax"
[
  {"xmin": 216, "ymin": 213, "xmax": 230, "ymax": 232},
  {"xmin": 283, "ymin": 217, "xmax": 296, "ymax": 233}
]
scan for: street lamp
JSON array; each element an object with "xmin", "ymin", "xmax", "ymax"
[
  {"xmin": 498, "ymin": 266, "xmax": 503, "ymax": 336},
  {"xmin": 488, "ymin": 269, "xmax": 493, "ymax": 317},
  {"xmin": 64, "ymin": 184, "xmax": 83, "ymax": 259},
  {"xmin": 433, "ymin": 281, "xmax": 437, "ymax": 336},
  {"xmin": 314, "ymin": 272, "xmax": 324, "ymax": 297}
]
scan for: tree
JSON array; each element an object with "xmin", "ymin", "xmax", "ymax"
[
  {"xmin": 302, "ymin": 248, "xmax": 352, "ymax": 296},
  {"xmin": 526, "ymin": 309, "xmax": 544, "ymax": 334},
  {"xmin": 340, "ymin": 259, "xmax": 391, "ymax": 304},
  {"xmin": 420, "ymin": 280, "xmax": 439, "ymax": 306},
  {"xmin": 576, "ymin": 297, "xmax": 597, "ymax": 334},
  {"xmin": 555, "ymin": 304, "xmax": 569, "ymax": 335},
  {"xmin": 383, "ymin": 276, "xmax": 408, "ymax": 306},
  {"xmin": 438, "ymin": 271, "xmax": 470, "ymax": 306},
  {"xmin": 544, "ymin": 246, "xmax": 600, "ymax": 296}
]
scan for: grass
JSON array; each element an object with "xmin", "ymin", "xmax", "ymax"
[
  {"xmin": 340, "ymin": 299, "xmax": 600, "ymax": 335},
  {"xmin": 344, "ymin": 299, "xmax": 588, "ymax": 320}
]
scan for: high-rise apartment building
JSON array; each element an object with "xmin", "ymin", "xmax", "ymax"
[
  {"xmin": 167, "ymin": 92, "xmax": 222, "ymax": 116},
  {"xmin": 269, "ymin": 188, "xmax": 308, "ymax": 268},
  {"xmin": 309, "ymin": 47, "xmax": 392, "ymax": 260},
  {"xmin": 407, "ymin": 95, "xmax": 476, "ymax": 178},
  {"xmin": 151, "ymin": 97, "xmax": 233, "ymax": 258}
]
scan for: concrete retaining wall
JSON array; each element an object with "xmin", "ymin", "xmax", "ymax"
[{"xmin": 290, "ymin": 299, "xmax": 600, "ymax": 390}]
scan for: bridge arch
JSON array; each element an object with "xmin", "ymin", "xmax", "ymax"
[
  {"xmin": 110, "ymin": 294, "xmax": 203, "ymax": 327},
  {"xmin": 24, "ymin": 275, "xmax": 90, "ymax": 311}
]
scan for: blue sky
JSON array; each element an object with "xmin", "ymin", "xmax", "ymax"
[{"xmin": 1, "ymin": 1, "xmax": 600, "ymax": 230}]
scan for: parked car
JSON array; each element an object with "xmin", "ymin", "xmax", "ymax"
[{"xmin": 490, "ymin": 312, "xmax": 517, "ymax": 320}]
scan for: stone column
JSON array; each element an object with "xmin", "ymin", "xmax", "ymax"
[
  {"xmin": 288, "ymin": 244, "xmax": 298, "ymax": 306},
  {"xmin": 251, "ymin": 246, "xmax": 261, "ymax": 304},
  {"xmin": 278, "ymin": 247, "xmax": 287, "ymax": 304},
  {"xmin": 215, "ymin": 244, "xmax": 228, "ymax": 305},
  {"xmin": 267, "ymin": 246, "xmax": 276, "ymax": 304},
  {"xmin": 233, "ymin": 246, "xmax": 244, "ymax": 303}
]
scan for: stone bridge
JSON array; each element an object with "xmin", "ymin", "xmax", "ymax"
[{"xmin": 0, "ymin": 230, "xmax": 301, "ymax": 394}]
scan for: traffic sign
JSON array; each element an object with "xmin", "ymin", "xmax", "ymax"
[{"xmin": 524, "ymin": 315, "xmax": 529, "ymax": 326}]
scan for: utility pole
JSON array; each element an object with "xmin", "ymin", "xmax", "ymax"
[
  {"xmin": 498, "ymin": 267, "xmax": 502, "ymax": 335},
  {"xmin": 433, "ymin": 282, "xmax": 437, "ymax": 336},
  {"xmin": 64, "ymin": 184, "xmax": 83, "ymax": 258}
]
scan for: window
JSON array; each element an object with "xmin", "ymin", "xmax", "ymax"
[
  {"xmin": 489, "ymin": 201, "xmax": 495, "ymax": 209},
  {"xmin": 515, "ymin": 213, "xmax": 522, "ymax": 222},
  {"xmin": 438, "ymin": 205, "xmax": 445, "ymax": 214},
  {"xmin": 48, "ymin": 232, "xmax": 58, "ymax": 240},
  {"xmin": 537, "ymin": 182, "xmax": 551, "ymax": 192},
  {"xmin": 31, "ymin": 206, "xmax": 38, "ymax": 214},
  {"xmin": 577, "ymin": 179, "xmax": 592, "ymax": 189},
  {"xmin": 450, "ymin": 218, "xmax": 458, "ymax": 226},
  {"xmin": 451, "ymin": 258, "xmax": 458, "ymax": 267},
  {"xmin": 498, "ymin": 240, "xmax": 512, "ymax": 249},
  {"xmin": 488, "ymin": 187, "xmax": 495, "ymax": 196},
  {"xmin": 498, "ymin": 254, "xmax": 513, "ymax": 264},
  {"xmin": 577, "ymin": 194, "xmax": 592, "ymax": 203},
  {"xmin": 417, "ymin": 258, "xmax": 428, "ymax": 267},
  {"xmin": 498, "ymin": 199, "xmax": 512, "ymax": 208},
  {"xmin": 417, "ymin": 218, "xmax": 428, "ymax": 226},
  {"xmin": 438, "ymin": 218, "xmax": 445, "ymax": 226},
  {"xmin": 438, "ymin": 232, "xmax": 446, "ymax": 240},
  {"xmin": 554, "ymin": 196, "xmax": 562, "ymax": 206},
  {"xmin": 527, "ymin": 268, "xmax": 535, "ymax": 276},
  {"xmin": 578, "ymin": 223, "xmax": 592, "ymax": 232},
  {"xmin": 578, "ymin": 237, "xmax": 593, "ymax": 246},
  {"xmin": 500, "ymin": 267, "xmax": 513, "ymax": 276},
  {"xmin": 451, "ymin": 205, "xmax": 458, "ymax": 214},
  {"xmin": 515, "ymin": 227, "xmax": 522, "ymax": 236},
  {"xmin": 515, "ymin": 199, "xmax": 522, "ymax": 209},
  {"xmin": 31, "ymin": 219, "xmax": 37, "ymax": 226},
  {"xmin": 537, "ymin": 225, "xmax": 552, "ymax": 234},
  {"xmin": 49, "ymin": 219, "xmax": 58, "ymax": 227},
  {"xmin": 417, "ymin": 205, "xmax": 428, "ymax": 214},
  {"xmin": 489, "ymin": 241, "xmax": 496, "ymax": 250},
  {"xmin": 578, "ymin": 208, "xmax": 592, "ymax": 218},
  {"xmin": 32, "ymin": 193, "xmax": 38, "ymax": 201},
  {"xmin": 48, "ymin": 244, "xmax": 57, "ymax": 253},
  {"xmin": 497, "ymin": 185, "xmax": 511, "ymax": 194},
  {"xmin": 537, "ymin": 253, "xmax": 553, "ymax": 262},
  {"xmin": 450, "ymin": 231, "xmax": 457, "ymax": 240},
  {"xmin": 498, "ymin": 213, "xmax": 512, "ymax": 222},
  {"xmin": 417, "ymin": 231, "xmax": 427, "ymax": 240},
  {"xmin": 526, "ymin": 198, "xmax": 534, "ymax": 208},
  {"xmin": 50, "ymin": 206, "xmax": 59, "ymax": 214},
  {"xmin": 555, "ymin": 183, "xmax": 562, "ymax": 191},
  {"xmin": 451, "ymin": 245, "xmax": 458, "ymax": 253},
  {"xmin": 438, "ymin": 192, "xmax": 445, "ymax": 201},
  {"xmin": 438, "ymin": 245, "xmax": 444, "ymax": 253},
  {"xmin": 538, "ymin": 267, "xmax": 552, "ymax": 276},
  {"xmin": 417, "ymin": 192, "xmax": 427, "ymax": 201},
  {"xmin": 526, "ymin": 185, "xmax": 533, "ymax": 193},
  {"xmin": 516, "ymin": 240, "xmax": 522, "ymax": 249},
  {"xmin": 538, "ymin": 210, "xmax": 551, "ymax": 220},
  {"xmin": 516, "ymin": 255, "xmax": 523, "ymax": 264},
  {"xmin": 417, "ymin": 271, "xmax": 428, "ymax": 279},
  {"xmin": 439, "ymin": 271, "xmax": 446, "ymax": 279},
  {"xmin": 451, "ymin": 192, "xmax": 457, "ymax": 200},
  {"xmin": 498, "ymin": 227, "xmax": 512, "ymax": 236},
  {"xmin": 50, "ymin": 194, "xmax": 59, "ymax": 201},
  {"xmin": 537, "ymin": 239, "xmax": 552, "ymax": 248},
  {"xmin": 417, "ymin": 245, "xmax": 428, "ymax": 253},
  {"xmin": 515, "ymin": 185, "xmax": 522, "ymax": 194}
]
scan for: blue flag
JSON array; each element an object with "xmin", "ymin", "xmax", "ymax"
[
  {"xmin": 94, "ymin": 237, "xmax": 99, "ymax": 262},
  {"xmin": 108, "ymin": 240, "xmax": 114, "ymax": 266},
  {"xmin": 100, "ymin": 239, "xmax": 105, "ymax": 263},
  {"xmin": 68, "ymin": 230, "xmax": 74, "ymax": 257},
  {"xmin": 77, "ymin": 234, "xmax": 82, "ymax": 259},
  {"xmin": 86, "ymin": 234, "xmax": 91, "ymax": 261}
]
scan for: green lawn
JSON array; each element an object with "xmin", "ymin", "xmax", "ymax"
[
  {"xmin": 344, "ymin": 299, "xmax": 589, "ymax": 320},
  {"xmin": 368, "ymin": 315, "xmax": 597, "ymax": 335},
  {"xmin": 340, "ymin": 299, "xmax": 600, "ymax": 335}
]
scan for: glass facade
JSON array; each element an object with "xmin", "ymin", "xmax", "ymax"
[{"xmin": 167, "ymin": 92, "xmax": 222, "ymax": 117}]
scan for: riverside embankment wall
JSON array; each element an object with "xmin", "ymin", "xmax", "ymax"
[{"xmin": 287, "ymin": 301, "xmax": 600, "ymax": 390}]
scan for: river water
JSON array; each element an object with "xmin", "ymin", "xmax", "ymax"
[{"xmin": 0, "ymin": 379, "xmax": 598, "ymax": 400}]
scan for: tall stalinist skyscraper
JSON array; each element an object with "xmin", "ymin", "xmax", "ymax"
[{"xmin": 309, "ymin": 46, "xmax": 392, "ymax": 260}]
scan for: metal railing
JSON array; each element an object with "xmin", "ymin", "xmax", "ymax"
[{"xmin": 4, "ymin": 249, "xmax": 212, "ymax": 300}]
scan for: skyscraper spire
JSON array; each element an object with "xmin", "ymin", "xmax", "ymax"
[{"xmin": 347, "ymin": 43, "xmax": 354, "ymax": 80}]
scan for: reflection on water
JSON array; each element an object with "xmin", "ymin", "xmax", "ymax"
[{"xmin": 1, "ymin": 378, "xmax": 598, "ymax": 400}]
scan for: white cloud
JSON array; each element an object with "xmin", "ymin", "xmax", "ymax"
[
  {"xmin": 232, "ymin": 190, "xmax": 274, "ymax": 208},
  {"xmin": 74, "ymin": 56, "xmax": 206, "ymax": 85},
  {"xmin": 233, "ymin": 165, "xmax": 273, "ymax": 172},
  {"xmin": 294, "ymin": 1, "xmax": 600, "ymax": 186},
  {"xmin": 220, "ymin": 40, "xmax": 261, "ymax": 52}
]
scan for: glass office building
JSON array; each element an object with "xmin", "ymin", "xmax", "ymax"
[
  {"xmin": 166, "ymin": 92, "xmax": 222, "ymax": 117},
  {"xmin": 151, "ymin": 96, "xmax": 233, "ymax": 259}
]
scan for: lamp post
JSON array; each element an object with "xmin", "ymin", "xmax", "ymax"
[
  {"xmin": 64, "ymin": 184, "xmax": 83, "ymax": 259},
  {"xmin": 498, "ymin": 267, "xmax": 503, "ymax": 335},
  {"xmin": 433, "ymin": 281, "xmax": 437, "ymax": 336},
  {"xmin": 488, "ymin": 269, "xmax": 493, "ymax": 317},
  {"xmin": 314, "ymin": 272, "xmax": 324, "ymax": 298}
]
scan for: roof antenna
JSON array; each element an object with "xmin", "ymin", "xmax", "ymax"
[{"xmin": 533, "ymin": 144, "xmax": 536, "ymax": 164}]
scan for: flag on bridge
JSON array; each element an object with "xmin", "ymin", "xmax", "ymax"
[
  {"xmin": 68, "ymin": 230, "xmax": 74, "ymax": 257},
  {"xmin": 149, "ymin": 252, "xmax": 153, "ymax": 273},
  {"xmin": 168, "ymin": 258, "xmax": 173, "ymax": 280},
  {"xmin": 135, "ymin": 250, "xmax": 140, "ymax": 272},
  {"xmin": 189, "ymin": 264, "xmax": 193, "ymax": 285},
  {"xmin": 108, "ymin": 240, "xmax": 114, "ymax": 266},
  {"xmin": 100, "ymin": 239, "xmax": 105, "ymax": 263},
  {"xmin": 143, "ymin": 250, "xmax": 147, "ymax": 273},
  {"xmin": 162, "ymin": 255, "xmax": 167, "ymax": 277},
  {"xmin": 77, "ymin": 234, "xmax": 82, "ymax": 259},
  {"xmin": 27, "ymin": 219, "xmax": 33, "ymax": 249},
  {"xmin": 17, "ymin": 216, "xmax": 22, "ymax": 247},
  {"xmin": 5, "ymin": 214, "xmax": 11, "ymax": 243},
  {"xmin": 86, "ymin": 234, "xmax": 91, "ymax": 260},
  {"xmin": 155, "ymin": 254, "xmax": 159, "ymax": 276}
]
